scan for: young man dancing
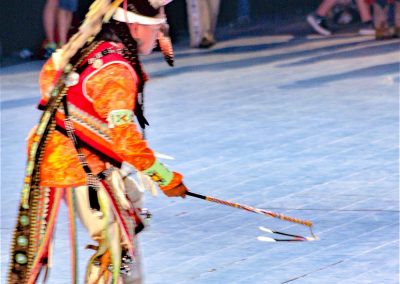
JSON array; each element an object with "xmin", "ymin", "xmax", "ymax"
[{"xmin": 8, "ymin": 0, "xmax": 186, "ymax": 283}]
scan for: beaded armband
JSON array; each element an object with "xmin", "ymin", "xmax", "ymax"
[
  {"xmin": 143, "ymin": 160, "xmax": 174, "ymax": 187},
  {"xmin": 107, "ymin": 109, "xmax": 134, "ymax": 128}
]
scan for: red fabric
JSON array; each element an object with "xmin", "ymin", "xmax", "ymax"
[{"xmin": 32, "ymin": 41, "xmax": 182, "ymax": 188}]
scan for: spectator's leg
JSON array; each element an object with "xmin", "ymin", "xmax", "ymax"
[
  {"xmin": 57, "ymin": 8, "xmax": 73, "ymax": 46},
  {"xmin": 43, "ymin": 0, "xmax": 58, "ymax": 58},
  {"xmin": 200, "ymin": 0, "xmax": 212, "ymax": 40},
  {"xmin": 57, "ymin": 0, "xmax": 78, "ymax": 46},
  {"xmin": 356, "ymin": 0, "xmax": 372, "ymax": 22},
  {"xmin": 316, "ymin": 0, "xmax": 338, "ymax": 17},
  {"xmin": 186, "ymin": 0, "xmax": 218, "ymax": 48},
  {"xmin": 43, "ymin": 0, "xmax": 58, "ymax": 44},
  {"xmin": 208, "ymin": 0, "xmax": 220, "ymax": 41},
  {"xmin": 197, "ymin": 0, "xmax": 217, "ymax": 48},
  {"xmin": 357, "ymin": 0, "xmax": 374, "ymax": 35},
  {"xmin": 186, "ymin": 0, "xmax": 203, "ymax": 47}
]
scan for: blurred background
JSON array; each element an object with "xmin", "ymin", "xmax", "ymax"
[
  {"xmin": 1, "ymin": 1, "xmax": 398, "ymax": 283},
  {"xmin": 0, "ymin": 0, "xmax": 371, "ymax": 63}
]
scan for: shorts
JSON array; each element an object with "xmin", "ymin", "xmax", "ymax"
[{"xmin": 59, "ymin": 0, "xmax": 78, "ymax": 12}]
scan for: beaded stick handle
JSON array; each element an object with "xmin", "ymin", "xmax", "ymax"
[{"xmin": 186, "ymin": 191, "xmax": 313, "ymax": 228}]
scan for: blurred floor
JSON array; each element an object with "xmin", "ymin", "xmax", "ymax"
[{"xmin": 1, "ymin": 21, "xmax": 399, "ymax": 284}]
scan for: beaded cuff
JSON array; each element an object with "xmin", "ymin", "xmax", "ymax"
[
  {"xmin": 107, "ymin": 109, "xmax": 134, "ymax": 128},
  {"xmin": 143, "ymin": 160, "xmax": 173, "ymax": 187}
]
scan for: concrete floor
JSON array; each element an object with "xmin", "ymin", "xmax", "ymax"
[{"xmin": 1, "ymin": 26, "xmax": 399, "ymax": 283}]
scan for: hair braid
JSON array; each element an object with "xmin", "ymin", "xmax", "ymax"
[
  {"xmin": 96, "ymin": 19, "xmax": 149, "ymax": 132},
  {"xmin": 109, "ymin": 20, "xmax": 146, "ymax": 92}
]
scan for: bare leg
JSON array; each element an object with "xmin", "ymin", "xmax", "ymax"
[
  {"xmin": 43, "ymin": 0, "xmax": 58, "ymax": 43},
  {"xmin": 316, "ymin": 0, "xmax": 337, "ymax": 17},
  {"xmin": 201, "ymin": 0, "xmax": 213, "ymax": 42},
  {"xmin": 209, "ymin": 0, "xmax": 220, "ymax": 41},
  {"xmin": 57, "ymin": 8, "xmax": 73, "ymax": 46},
  {"xmin": 356, "ymin": 0, "xmax": 372, "ymax": 22}
]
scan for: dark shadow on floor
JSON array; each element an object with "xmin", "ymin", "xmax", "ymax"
[
  {"xmin": 145, "ymin": 34, "xmax": 376, "ymax": 65},
  {"xmin": 279, "ymin": 62, "xmax": 399, "ymax": 89},
  {"xmin": 150, "ymin": 38, "xmax": 378, "ymax": 78},
  {"xmin": 279, "ymin": 41, "xmax": 400, "ymax": 67}
]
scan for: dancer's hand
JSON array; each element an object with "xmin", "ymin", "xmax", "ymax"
[{"xmin": 162, "ymin": 183, "xmax": 187, "ymax": 198}]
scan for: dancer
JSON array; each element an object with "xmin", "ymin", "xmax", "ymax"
[{"xmin": 8, "ymin": 0, "xmax": 186, "ymax": 283}]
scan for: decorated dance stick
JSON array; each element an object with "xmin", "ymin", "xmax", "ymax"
[
  {"xmin": 186, "ymin": 191, "xmax": 312, "ymax": 227},
  {"xmin": 186, "ymin": 191, "xmax": 318, "ymax": 242}
]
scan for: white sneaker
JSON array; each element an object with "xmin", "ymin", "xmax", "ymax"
[
  {"xmin": 358, "ymin": 21, "xmax": 375, "ymax": 36},
  {"xmin": 307, "ymin": 13, "xmax": 332, "ymax": 36}
]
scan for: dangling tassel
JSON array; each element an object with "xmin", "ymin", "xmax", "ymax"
[
  {"xmin": 85, "ymin": 243, "xmax": 110, "ymax": 283},
  {"xmin": 158, "ymin": 23, "xmax": 174, "ymax": 67},
  {"xmin": 134, "ymin": 92, "xmax": 149, "ymax": 131},
  {"xmin": 98, "ymin": 190, "xmax": 122, "ymax": 283},
  {"xmin": 26, "ymin": 188, "xmax": 64, "ymax": 284}
]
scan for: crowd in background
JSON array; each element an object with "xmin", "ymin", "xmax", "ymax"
[
  {"xmin": 307, "ymin": 0, "xmax": 399, "ymax": 39},
  {"xmin": 40, "ymin": 0, "xmax": 400, "ymax": 59}
]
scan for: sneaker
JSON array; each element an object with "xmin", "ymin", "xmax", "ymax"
[
  {"xmin": 358, "ymin": 21, "xmax": 375, "ymax": 35},
  {"xmin": 375, "ymin": 27, "xmax": 395, "ymax": 40},
  {"xmin": 43, "ymin": 42, "xmax": 57, "ymax": 59},
  {"xmin": 306, "ymin": 13, "xmax": 332, "ymax": 36}
]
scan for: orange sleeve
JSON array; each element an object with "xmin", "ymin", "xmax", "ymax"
[
  {"xmin": 85, "ymin": 63, "xmax": 156, "ymax": 172},
  {"xmin": 39, "ymin": 58, "xmax": 58, "ymax": 101}
]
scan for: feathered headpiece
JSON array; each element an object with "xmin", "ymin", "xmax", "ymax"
[{"xmin": 112, "ymin": 0, "xmax": 175, "ymax": 66}]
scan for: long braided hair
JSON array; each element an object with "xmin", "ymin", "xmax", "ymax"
[{"xmin": 94, "ymin": 19, "xmax": 149, "ymax": 130}]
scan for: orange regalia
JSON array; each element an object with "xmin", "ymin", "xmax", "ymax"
[{"xmin": 8, "ymin": 39, "xmax": 180, "ymax": 283}]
